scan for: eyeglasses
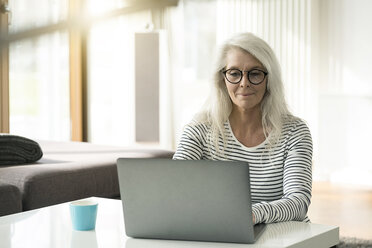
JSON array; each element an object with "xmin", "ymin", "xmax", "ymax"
[{"xmin": 222, "ymin": 68, "xmax": 268, "ymax": 85}]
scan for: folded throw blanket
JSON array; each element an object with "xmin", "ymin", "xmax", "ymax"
[{"xmin": 0, "ymin": 134, "xmax": 43, "ymax": 165}]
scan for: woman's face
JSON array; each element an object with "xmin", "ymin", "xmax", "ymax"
[{"xmin": 224, "ymin": 48, "xmax": 267, "ymax": 112}]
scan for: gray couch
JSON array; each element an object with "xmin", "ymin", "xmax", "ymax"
[{"xmin": 0, "ymin": 140, "xmax": 174, "ymax": 216}]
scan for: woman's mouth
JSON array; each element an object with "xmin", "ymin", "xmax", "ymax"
[{"xmin": 238, "ymin": 92, "xmax": 255, "ymax": 97}]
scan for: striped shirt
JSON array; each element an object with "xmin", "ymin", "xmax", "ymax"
[{"xmin": 173, "ymin": 118, "xmax": 313, "ymax": 224}]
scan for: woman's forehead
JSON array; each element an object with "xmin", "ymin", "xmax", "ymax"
[{"xmin": 225, "ymin": 48, "xmax": 264, "ymax": 68}]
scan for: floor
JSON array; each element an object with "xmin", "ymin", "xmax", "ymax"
[{"xmin": 308, "ymin": 181, "xmax": 372, "ymax": 240}]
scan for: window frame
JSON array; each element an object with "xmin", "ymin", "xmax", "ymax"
[{"xmin": 0, "ymin": 0, "xmax": 9, "ymax": 133}]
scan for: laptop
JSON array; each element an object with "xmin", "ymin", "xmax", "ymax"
[{"xmin": 116, "ymin": 158, "xmax": 266, "ymax": 244}]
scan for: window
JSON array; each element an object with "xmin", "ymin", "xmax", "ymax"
[
  {"xmin": 9, "ymin": 32, "xmax": 70, "ymax": 140},
  {"xmin": 0, "ymin": 0, "xmax": 178, "ymax": 142},
  {"xmin": 6, "ymin": 0, "xmax": 70, "ymax": 140},
  {"xmin": 87, "ymin": 12, "xmax": 152, "ymax": 145}
]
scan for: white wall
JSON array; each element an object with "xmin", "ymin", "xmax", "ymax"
[{"xmin": 315, "ymin": 0, "xmax": 372, "ymax": 185}]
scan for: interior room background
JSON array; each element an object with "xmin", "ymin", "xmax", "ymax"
[{"xmin": 2, "ymin": 0, "xmax": 372, "ymax": 187}]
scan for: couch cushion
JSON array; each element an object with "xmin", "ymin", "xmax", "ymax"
[
  {"xmin": 0, "ymin": 182, "xmax": 22, "ymax": 216},
  {"xmin": 0, "ymin": 141, "xmax": 174, "ymax": 210}
]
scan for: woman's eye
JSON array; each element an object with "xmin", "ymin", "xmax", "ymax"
[{"xmin": 227, "ymin": 70, "xmax": 241, "ymax": 77}]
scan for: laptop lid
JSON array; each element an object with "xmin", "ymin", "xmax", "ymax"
[{"xmin": 117, "ymin": 158, "xmax": 263, "ymax": 244}]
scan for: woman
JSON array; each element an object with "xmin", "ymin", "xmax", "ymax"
[{"xmin": 173, "ymin": 32, "xmax": 312, "ymax": 224}]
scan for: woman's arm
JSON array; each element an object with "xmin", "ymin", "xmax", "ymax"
[
  {"xmin": 173, "ymin": 123, "xmax": 205, "ymax": 160},
  {"xmin": 252, "ymin": 122, "xmax": 313, "ymax": 223}
]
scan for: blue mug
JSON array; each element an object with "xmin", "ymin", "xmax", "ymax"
[{"xmin": 70, "ymin": 200, "xmax": 98, "ymax": 231}]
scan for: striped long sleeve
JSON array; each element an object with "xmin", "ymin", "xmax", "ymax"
[{"xmin": 173, "ymin": 118, "xmax": 313, "ymax": 224}]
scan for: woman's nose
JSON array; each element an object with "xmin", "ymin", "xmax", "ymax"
[{"xmin": 239, "ymin": 73, "xmax": 250, "ymax": 88}]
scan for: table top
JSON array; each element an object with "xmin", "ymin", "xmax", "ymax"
[{"xmin": 0, "ymin": 197, "xmax": 339, "ymax": 248}]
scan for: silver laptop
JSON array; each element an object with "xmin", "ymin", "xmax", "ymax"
[{"xmin": 116, "ymin": 158, "xmax": 266, "ymax": 244}]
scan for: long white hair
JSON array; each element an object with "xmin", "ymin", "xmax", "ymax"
[{"xmin": 194, "ymin": 32, "xmax": 294, "ymax": 151}]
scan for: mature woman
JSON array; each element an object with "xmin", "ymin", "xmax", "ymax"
[{"xmin": 173, "ymin": 33, "xmax": 312, "ymax": 224}]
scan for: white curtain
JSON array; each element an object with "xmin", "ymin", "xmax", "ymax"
[
  {"xmin": 216, "ymin": 0, "xmax": 317, "ymax": 142},
  {"xmin": 167, "ymin": 0, "xmax": 318, "ymax": 150}
]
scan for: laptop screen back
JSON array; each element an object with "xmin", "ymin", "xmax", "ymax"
[{"xmin": 117, "ymin": 158, "xmax": 256, "ymax": 243}]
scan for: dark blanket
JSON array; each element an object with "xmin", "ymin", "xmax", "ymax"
[{"xmin": 0, "ymin": 134, "xmax": 43, "ymax": 165}]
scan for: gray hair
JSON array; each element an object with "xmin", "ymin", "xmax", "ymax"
[{"xmin": 194, "ymin": 32, "xmax": 294, "ymax": 152}]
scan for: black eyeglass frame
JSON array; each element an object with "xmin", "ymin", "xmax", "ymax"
[{"xmin": 221, "ymin": 68, "xmax": 268, "ymax": 85}]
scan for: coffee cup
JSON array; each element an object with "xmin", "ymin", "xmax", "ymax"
[{"xmin": 70, "ymin": 199, "xmax": 98, "ymax": 231}]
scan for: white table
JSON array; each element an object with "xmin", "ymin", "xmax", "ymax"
[{"xmin": 0, "ymin": 197, "xmax": 339, "ymax": 248}]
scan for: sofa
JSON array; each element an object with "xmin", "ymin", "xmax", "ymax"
[{"xmin": 0, "ymin": 140, "xmax": 174, "ymax": 216}]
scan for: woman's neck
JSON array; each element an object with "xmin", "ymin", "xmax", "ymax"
[
  {"xmin": 229, "ymin": 106, "xmax": 262, "ymax": 133},
  {"xmin": 229, "ymin": 106, "xmax": 266, "ymax": 147}
]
